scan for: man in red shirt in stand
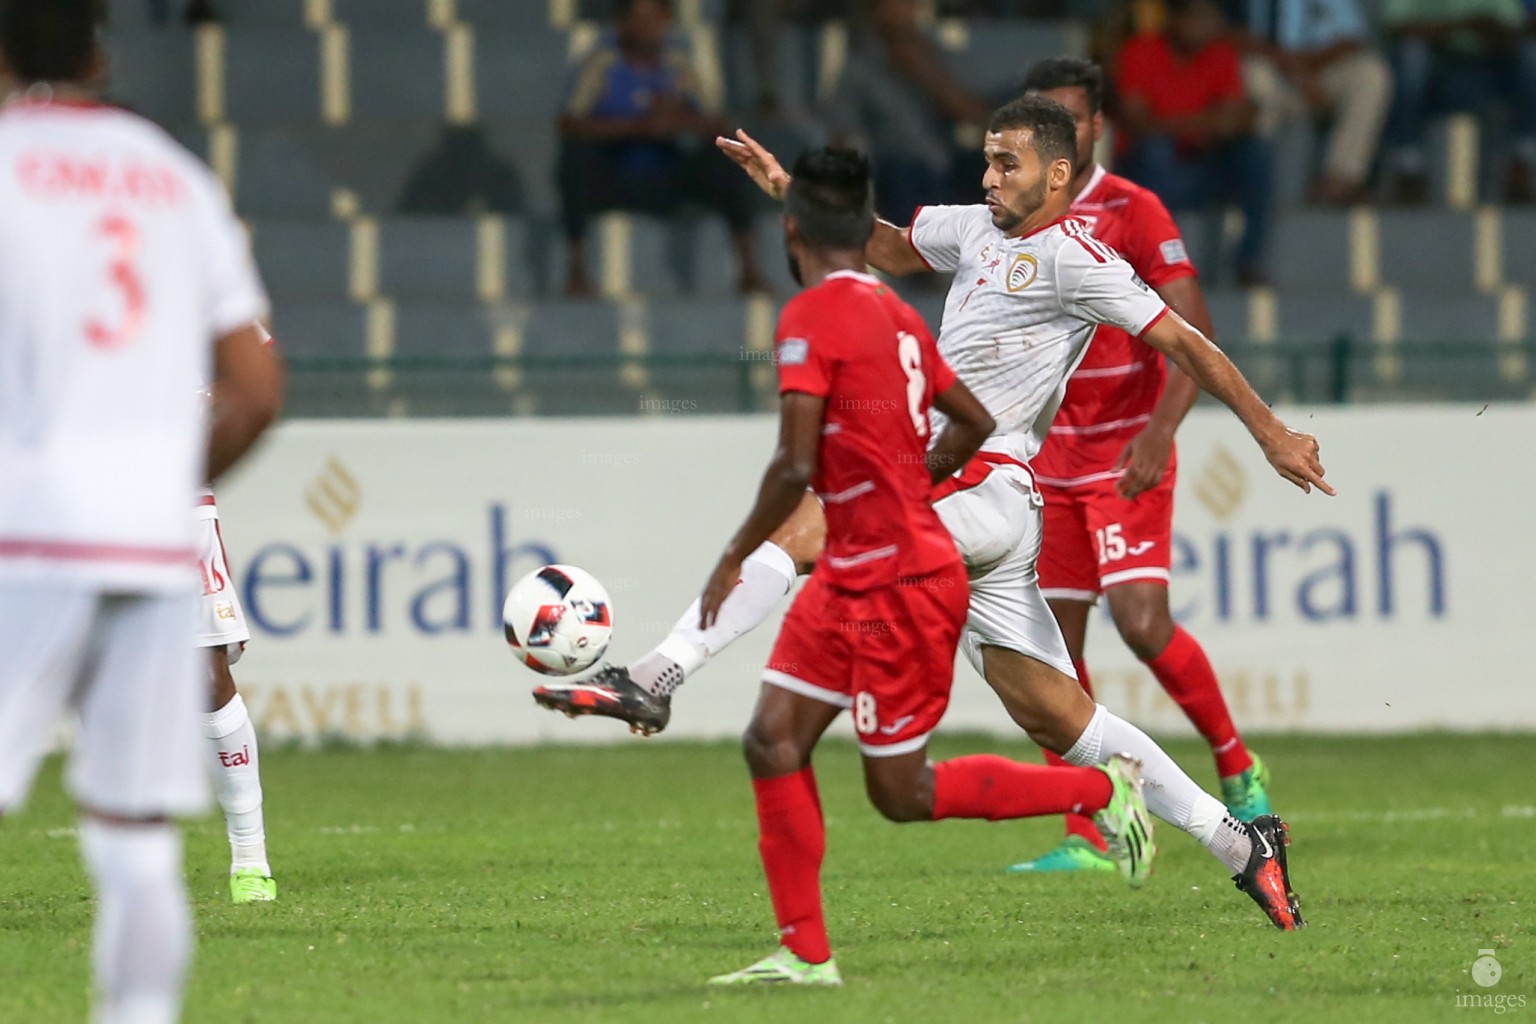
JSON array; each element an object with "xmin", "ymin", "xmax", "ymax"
[
  {"xmin": 1114, "ymin": 0, "xmax": 1274, "ymax": 285},
  {"xmin": 1008, "ymin": 57, "xmax": 1270, "ymax": 875}
]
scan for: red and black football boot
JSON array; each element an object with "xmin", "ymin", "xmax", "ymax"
[
  {"xmin": 1233, "ymin": 813, "xmax": 1305, "ymax": 930},
  {"xmin": 532, "ymin": 664, "xmax": 672, "ymax": 736}
]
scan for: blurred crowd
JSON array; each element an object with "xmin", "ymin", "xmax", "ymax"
[{"xmin": 552, "ymin": 0, "xmax": 1536, "ymax": 291}]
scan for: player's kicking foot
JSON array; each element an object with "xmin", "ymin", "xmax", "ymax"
[
  {"xmin": 1092, "ymin": 753, "xmax": 1156, "ymax": 887},
  {"xmin": 1232, "ymin": 813, "xmax": 1304, "ymax": 930},
  {"xmin": 1220, "ymin": 752, "xmax": 1272, "ymax": 821},
  {"xmin": 531, "ymin": 664, "xmax": 672, "ymax": 736},
  {"xmin": 230, "ymin": 868, "xmax": 277, "ymax": 905},
  {"xmin": 708, "ymin": 947, "xmax": 842, "ymax": 987},
  {"xmin": 1005, "ymin": 834, "xmax": 1118, "ymax": 874}
]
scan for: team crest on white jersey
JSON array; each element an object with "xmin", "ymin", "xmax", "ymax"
[{"xmin": 1006, "ymin": 253, "xmax": 1038, "ymax": 292}]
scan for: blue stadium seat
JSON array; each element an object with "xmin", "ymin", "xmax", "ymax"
[
  {"xmin": 224, "ymin": 28, "xmax": 324, "ymax": 124},
  {"xmin": 349, "ymin": 30, "xmax": 446, "ymax": 120},
  {"xmin": 647, "ymin": 298, "xmax": 749, "ymax": 355},
  {"xmin": 486, "ymin": 122, "xmax": 560, "ymax": 218},
  {"xmin": 1273, "ymin": 290, "xmax": 1375, "ymax": 343},
  {"xmin": 1395, "ymin": 293, "xmax": 1503, "ymax": 343},
  {"xmin": 455, "ymin": 0, "xmax": 557, "ymax": 30},
  {"xmin": 109, "ymin": 31, "xmax": 197, "ymax": 125},
  {"xmin": 271, "ymin": 301, "xmax": 386, "ymax": 417},
  {"xmin": 233, "ymin": 131, "xmax": 339, "ymax": 217},
  {"xmin": 1200, "ymin": 289, "xmax": 1250, "ymax": 341},
  {"xmin": 1499, "ymin": 210, "xmax": 1536, "ymax": 287},
  {"xmin": 932, "ymin": 21, "xmax": 1085, "ymax": 102},
  {"xmin": 625, "ymin": 216, "xmax": 743, "ymax": 297},
  {"xmin": 304, "ymin": 122, "xmax": 440, "ymax": 214},
  {"xmin": 251, "ymin": 220, "xmax": 353, "ymax": 303},
  {"xmin": 393, "ymin": 303, "xmax": 497, "ymax": 356},
  {"xmin": 1377, "ymin": 210, "xmax": 1478, "ymax": 293},
  {"xmin": 332, "ymin": 0, "xmax": 429, "ymax": 27},
  {"xmin": 645, "ymin": 302, "xmax": 756, "ymax": 413},
  {"xmin": 1269, "ymin": 211, "xmax": 1357, "ymax": 293},
  {"xmin": 476, "ymin": 30, "xmax": 573, "ymax": 124},
  {"xmin": 522, "ymin": 301, "xmax": 633, "ymax": 415},
  {"xmin": 217, "ymin": 0, "xmax": 311, "ymax": 28},
  {"xmin": 379, "ymin": 217, "xmax": 481, "ymax": 301},
  {"xmin": 271, "ymin": 301, "xmax": 369, "ymax": 358}
]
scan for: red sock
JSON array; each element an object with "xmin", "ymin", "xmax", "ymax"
[
  {"xmin": 752, "ymin": 768, "xmax": 831, "ymax": 964},
  {"xmin": 932, "ymin": 755, "xmax": 1112, "ymax": 822},
  {"xmin": 1052, "ymin": 659, "xmax": 1107, "ymax": 849},
  {"xmin": 1144, "ymin": 626, "xmax": 1252, "ymax": 777}
]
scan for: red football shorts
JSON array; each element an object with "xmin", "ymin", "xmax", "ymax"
[
  {"xmin": 763, "ymin": 560, "xmax": 969, "ymax": 757},
  {"xmin": 1037, "ymin": 467, "xmax": 1176, "ymax": 601}
]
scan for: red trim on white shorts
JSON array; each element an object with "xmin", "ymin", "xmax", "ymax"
[
  {"xmin": 196, "ymin": 494, "xmax": 217, "ymax": 507},
  {"xmin": 0, "ymin": 538, "xmax": 196, "ymax": 565},
  {"xmin": 931, "ymin": 450, "xmax": 1035, "ymax": 503}
]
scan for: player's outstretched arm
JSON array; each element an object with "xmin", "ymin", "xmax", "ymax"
[
  {"xmin": 1140, "ymin": 313, "xmax": 1335, "ymax": 495},
  {"xmin": 208, "ymin": 323, "xmax": 285, "ymax": 482},
  {"xmin": 714, "ymin": 129, "xmax": 930, "ymax": 277},
  {"xmin": 1116, "ymin": 276, "xmax": 1211, "ymax": 499},
  {"xmin": 699, "ymin": 392, "xmax": 825, "ymax": 628},
  {"xmin": 927, "ymin": 381, "xmax": 995, "ymax": 485}
]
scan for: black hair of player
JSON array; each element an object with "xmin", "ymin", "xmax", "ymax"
[
  {"xmin": 1021, "ymin": 57, "xmax": 1104, "ymax": 116},
  {"xmin": 0, "ymin": 0, "xmax": 100, "ymax": 84},
  {"xmin": 987, "ymin": 95, "xmax": 1079, "ymax": 177},
  {"xmin": 785, "ymin": 147, "xmax": 876, "ymax": 252}
]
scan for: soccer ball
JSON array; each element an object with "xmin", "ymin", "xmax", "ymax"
[{"xmin": 502, "ymin": 564, "xmax": 614, "ymax": 676}]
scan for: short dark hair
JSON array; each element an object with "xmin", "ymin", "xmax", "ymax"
[
  {"xmin": 1022, "ymin": 57, "xmax": 1105, "ymax": 116},
  {"xmin": 0, "ymin": 0, "xmax": 99, "ymax": 84},
  {"xmin": 987, "ymin": 94, "xmax": 1079, "ymax": 175},
  {"xmin": 786, "ymin": 147, "xmax": 875, "ymax": 250}
]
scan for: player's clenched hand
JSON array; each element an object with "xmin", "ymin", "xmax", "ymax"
[
  {"xmin": 699, "ymin": 553, "xmax": 746, "ymax": 630},
  {"xmin": 715, "ymin": 129, "xmax": 791, "ymax": 201},
  {"xmin": 1261, "ymin": 428, "xmax": 1335, "ymax": 495},
  {"xmin": 1114, "ymin": 427, "xmax": 1174, "ymax": 499}
]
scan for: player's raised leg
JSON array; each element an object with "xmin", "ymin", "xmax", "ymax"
[
  {"xmin": 1104, "ymin": 580, "xmax": 1270, "ymax": 820},
  {"xmin": 532, "ymin": 491, "xmax": 822, "ymax": 734},
  {"xmin": 205, "ymin": 648, "xmax": 275, "ymax": 903}
]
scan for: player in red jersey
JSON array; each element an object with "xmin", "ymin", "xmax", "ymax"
[
  {"xmin": 1007, "ymin": 58, "xmax": 1271, "ymax": 875},
  {"xmin": 702, "ymin": 149, "xmax": 1154, "ymax": 986}
]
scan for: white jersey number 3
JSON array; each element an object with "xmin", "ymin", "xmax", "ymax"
[
  {"xmin": 86, "ymin": 214, "xmax": 146, "ymax": 351},
  {"xmin": 898, "ymin": 331, "xmax": 927, "ymax": 437}
]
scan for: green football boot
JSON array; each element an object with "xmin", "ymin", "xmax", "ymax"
[
  {"xmin": 230, "ymin": 868, "xmax": 277, "ymax": 905},
  {"xmin": 1092, "ymin": 753, "xmax": 1156, "ymax": 887},
  {"xmin": 708, "ymin": 947, "xmax": 842, "ymax": 987},
  {"xmin": 1006, "ymin": 834, "xmax": 1118, "ymax": 874},
  {"xmin": 1220, "ymin": 753, "xmax": 1273, "ymax": 822}
]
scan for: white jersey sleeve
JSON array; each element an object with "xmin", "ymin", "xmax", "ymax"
[
  {"xmin": 908, "ymin": 205, "xmax": 984, "ymax": 273},
  {"xmin": 194, "ymin": 169, "xmax": 267, "ymax": 337},
  {"xmin": 1054, "ymin": 225, "xmax": 1168, "ymax": 337}
]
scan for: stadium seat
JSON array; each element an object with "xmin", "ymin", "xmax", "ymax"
[
  {"xmin": 1268, "ymin": 211, "xmax": 1358, "ymax": 293},
  {"xmin": 1395, "ymin": 293, "xmax": 1504, "ymax": 343},
  {"xmin": 1377, "ymin": 210, "xmax": 1478, "ymax": 293},
  {"xmin": 476, "ymin": 30, "xmax": 574, "ymax": 124},
  {"xmin": 108, "ymin": 30, "xmax": 197, "ymax": 126},
  {"xmin": 348, "ymin": 30, "xmax": 447, "ymax": 120},
  {"xmin": 1499, "ymin": 210, "xmax": 1536, "ymax": 286},
  {"xmin": 232, "ymin": 131, "xmax": 340, "ymax": 217},
  {"xmin": 620, "ymin": 215, "xmax": 742, "ymax": 297},
  {"xmin": 1201, "ymin": 289, "xmax": 1251, "ymax": 341},
  {"xmin": 223, "ymin": 28, "xmax": 324, "ymax": 124},
  {"xmin": 303, "ymin": 122, "xmax": 441, "ymax": 214},
  {"xmin": 331, "ymin": 0, "xmax": 429, "ymax": 27},
  {"xmin": 647, "ymin": 298, "xmax": 749, "ymax": 355},
  {"xmin": 269, "ymin": 301, "xmax": 382, "ymax": 416},
  {"xmin": 931, "ymin": 20, "xmax": 1086, "ymax": 102},
  {"xmin": 388, "ymin": 303, "xmax": 518, "ymax": 415},
  {"xmin": 521, "ymin": 301, "xmax": 635, "ymax": 415},
  {"xmin": 379, "ymin": 217, "xmax": 482, "ymax": 301},
  {"xmin": 722, "ymin": 24, "xmax": 819, "ymax": 114},
  {"xmin": 646, "ymin": 298, "xmax": 756, "ymax": 412},
  {"xmin": 250, "ymin": 220, "xmax": 354, "ymax": 304},
  {"xmin": 1273, "ymin": 290, "xmax": 1375, "ymax": 344},
  {"xmin": 454, "ymin": 0, "xmax": 558, "ymax": 30},
  {"xmin": 216, "ymin": 0, "xmax": 311, "ymax": 28},
  {"xmin": 485, "ymin": 121, "xmax": 560, "ymax": 218}
]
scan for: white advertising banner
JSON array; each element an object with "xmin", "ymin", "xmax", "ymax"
[{"xmin": 215, "ymin": 406, "xmax": 1536, "ymax": 744}]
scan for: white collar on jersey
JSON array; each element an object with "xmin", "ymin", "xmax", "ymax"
[
  {"xmin": 824, "ymin": 269, "xmax": 882, "ymax": 286},
  {"xmin": 1074, "ymin": 164, "xmax": 1108, "ymax": 206}
]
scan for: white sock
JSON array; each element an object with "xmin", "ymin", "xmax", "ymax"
[
  {"xmin": 202, "ymin": 694, "xmax": 269, "ymax": 876},
  {"xmin": 1064, "ymin": 703, "xmax": 1251, "ymax": 872},
  {"xmin": 629, "ymin": 541, "xmax": 796, "ymax": 697},
  {"xmin": 79, "ymin": 819, "xmax": 191, "ymax": 1024}
]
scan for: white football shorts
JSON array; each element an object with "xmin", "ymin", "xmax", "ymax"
[
  {"xmin": 194, "ymin": 501, "xmax": 250, "ymax": 664},
  {"xmin": 0, "ymin": 582, "xmax": 208, "ymax": 817},
  {"xmin": 933, "ymin": 461, "xmax": 1078, "ymax": 681}
]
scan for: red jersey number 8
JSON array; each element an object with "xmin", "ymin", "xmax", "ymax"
[
  {"xmin": 898, "ymin": 331, "xmax": 928, "ymax": 438},
  {"xmin": 85, "ymin": 214, "xmax": 146, "ymax": 350}
]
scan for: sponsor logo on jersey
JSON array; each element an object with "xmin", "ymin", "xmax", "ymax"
[
  {"xmin": 1160, "ymin": 239, "xmax": 1189, "ymax": 265},
  {"xmin": 778, "ymin": 337, "xmax": 810, "ymax": 366},
  {"xmin": 1006, "ymin": 253, "xmax": 1038, "ymax": 292}
]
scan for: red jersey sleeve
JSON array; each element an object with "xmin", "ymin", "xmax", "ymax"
[
  {"xmin": 774, "ymin": 292, "xmax": 838, "ymax": 398},
  {"xmin": 1122, "ymin": 188, "xmax": 1198, "ymax": 289}
]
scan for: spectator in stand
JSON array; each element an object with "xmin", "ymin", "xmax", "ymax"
[
  {"xmin": 558, "ymin": 0, "xmax": 767, "ymax": 296},
  {"xmin": 1378, "ymin": 0, "xmax": 1536, "ymax": 203},
  {"xmin": 825, "ymin": 0, "xmax": 992, "ymax": 221},
  {"xmin": 1233, "ymin": 0, "xmax": 1392, "ymax": 204},
  {"xmin": 1114, "ymin": 0, "xmax": 1274, "ymax": 285}
]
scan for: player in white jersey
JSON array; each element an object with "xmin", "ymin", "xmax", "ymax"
[
  {"xmin": 0, "ymin": 3, "xmax": 282, "ymax": 1022},
  {"xmin": 538, "ymin": 97, "xmax": 1330, "ymax": 929}
]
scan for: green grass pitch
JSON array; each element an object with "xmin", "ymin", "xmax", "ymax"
[{"xmin": 1, "ymin": 734, "xmax": 1531, "ymax": 1023}]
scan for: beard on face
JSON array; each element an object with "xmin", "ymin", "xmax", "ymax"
[{"xmin": 989, "ymin": 173, "xmax": 1048, "ymax": 231}]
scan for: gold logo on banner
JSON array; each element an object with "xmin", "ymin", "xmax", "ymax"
[
  {"xmin": 1193, "ymin": 446, "xmax": 1246, "ymax": 521},
  {"xmin": 306, "ymin": 457, "xmax": 361, "ymax": 534}
]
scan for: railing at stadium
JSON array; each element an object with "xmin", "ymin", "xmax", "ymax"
[{"xmin": 278, "ymin": 337, "xmax": 1536, "ymax": 417}]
